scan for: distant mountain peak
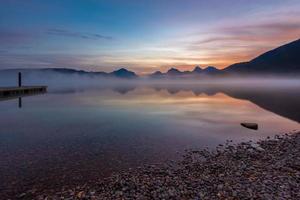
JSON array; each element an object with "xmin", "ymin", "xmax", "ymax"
[
  {"xmin": 192, "ymin": 66, "xmax": 202, "ymax": 73},
  {"xmin": 111, "ymin": 68, "xmax": 137, "ymax": 78},
  {"xmin": 167, "ymin": 68, "xmax": 181, "ymax": 75},
  {"xmin": 149, "ymin": 70, "xmax": 164, "ymax": 78},
  {"xmin": 152, "ymin": 71, "xmax": 163, "ymax": 75},
  {"xmin": 204, "ymin": 66, "xmax": 217, "ymax": 70},
  {"xmin": 168, "ymin": 67, "xmax": 180, "ymax": 72},
  {"xmin": 202, "ymin": 66, "xmax": 219, "ymax": 74},
  {"xmin": 114, "ymin": 68, "xmax": 129, "ymax": 72}
]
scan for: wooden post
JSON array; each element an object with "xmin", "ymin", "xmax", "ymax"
[{"xmin": 18, "ymin": 72, "xmax": 22, "ymax": 87}]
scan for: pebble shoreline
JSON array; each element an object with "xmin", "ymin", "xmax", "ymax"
[{"xmin": 26, "ymin": 132, "xmax": 300, "ymax": 199}]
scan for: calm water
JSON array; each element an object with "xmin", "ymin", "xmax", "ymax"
[{"xmin": 0, "ymin": 83, "xmax": 299, "ymax": 195}]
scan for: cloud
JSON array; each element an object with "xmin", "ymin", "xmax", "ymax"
[
  {"xmin": 0, "ymin": 53, "xmax": 119, "ymax": 72},
  {"xmin": 194, "ymin": 21, "xmax": 300, "ymax": 46},
  {"xmin": 0, "ymin": 30, "xmax": 33, "ymax": 45},
  {"xmin": 177, "ymin": 17, "xmax": 300, "ymax": 69},
  {"xmin": 46, "ymin": 28, "xmax": 113, "ymax": 40}
]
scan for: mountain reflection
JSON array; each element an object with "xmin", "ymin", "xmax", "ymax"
[
  {"xmin": 4, "ymin": 83, "xmax": 297, "ymax": 122},
  {"xmin": 151, "ymin": 85, "xmax": 300, "ymax": 123},
  {"xmin": 48, "ymin": 83, "xmax": 300, "ymax": 123}
]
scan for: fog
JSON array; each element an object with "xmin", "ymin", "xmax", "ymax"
[
  {"xmin": 1, "ymin": 69, "xmax": 300, "ymax": 123},
  {"xmin": 0, "ymin": 69, "xmax": 300, "ymax": 93}
]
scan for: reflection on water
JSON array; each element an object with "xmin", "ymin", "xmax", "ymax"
[
  {"xmin": 18, "ymin": 97, "xmax": 22, "ymax": 108},
  {"xmin": 0, "ymin": 91, "xmax": 47, "ymax": 109},
  {"xmin": 0, "ymin": 83, "xmax": 299, "ymax": 196}
]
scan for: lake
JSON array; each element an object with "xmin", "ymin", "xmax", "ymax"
[{"xmin": 0, "ymin": 82, "xmax": 299, "ymax": 197}]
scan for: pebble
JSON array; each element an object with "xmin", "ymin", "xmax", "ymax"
[{"xmin": 14, "ymin": 132, "xmax": 300, "ymax": 199}]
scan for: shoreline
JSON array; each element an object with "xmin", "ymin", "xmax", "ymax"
[{"xmin": 30, "ymin": 131, "xmax": 300, "ymax": 199}]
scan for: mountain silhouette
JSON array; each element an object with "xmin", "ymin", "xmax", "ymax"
[
  {"xmin": 202, "ymin": 66, "xmax": 220, "ymax": 75},
  {"xmin": 149, "ymin": 66, "xmax": 221, "ymax": 78},
  {"xmin": 0, "ymin": 68, "xmax": 137, "ymax": 79},
  {"xmin": 166, "ymin": 68, "xmax": 182, "ymax": 75},
  {"xmin": 192, "ymin": 66, "xmax": 203, "ymax": 73},
  {"xmin": 150, "ymin": 71, "xmax": 164, "ymax": 78},
  {"xmin": 225, "ymin": 38, "xmax": 300, "ymax": 74},
  {"xmin": 110, "ymin": 68, "xmax": 137, "ymax": 78},
  {"xmin": 149, "ymin": 38, "xmax": 300, "ymax": 77},
  {"xmin": 1, "ymin": 38, "xmax": 300, "ymax": 79}
]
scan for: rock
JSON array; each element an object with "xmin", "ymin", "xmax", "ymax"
[
  {"xmin": 217, "ymin": 184, "xmax": 224, "ymax": 190},
  {"xmin": 76, "ymin": 191, "xmax": 85, "ymax": 198},
  {"xmin": 24, "ymin": 132, "xmax": 300, "ymax": 200},
  {"xmin": 18, "ymin": 193, "xmax": 26, "ymax": 198},
  {"xmin": 241, "ymin": 122, "xmax": 258, "ymax": 130}
]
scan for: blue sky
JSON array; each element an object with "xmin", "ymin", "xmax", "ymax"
[{"xmin": 1, "ymin": 0, "xmax": 300, "ymax": 74}]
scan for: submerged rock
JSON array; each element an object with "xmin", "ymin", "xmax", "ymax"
[{"xmin": 241, "ymin": 122, "xmax": 258, "ymax": 130}]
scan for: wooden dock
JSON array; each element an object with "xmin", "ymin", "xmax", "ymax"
[{"xmin": 0, "ymin": 86, "xmax": 47, "ymax": 98}]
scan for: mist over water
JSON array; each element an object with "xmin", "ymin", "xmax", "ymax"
[{"xmin": 1, "ymin": 69, "xmax": 300, "ymax": 89}]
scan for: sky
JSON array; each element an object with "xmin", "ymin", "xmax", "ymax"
[{"xmin": 0, "ymin": 0, "xmax": 300, "ymax": 74}]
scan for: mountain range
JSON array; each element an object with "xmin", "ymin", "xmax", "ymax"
[
  {"xmin": 0, "ymin": 67, "xmax": 138, "ymax": 79},
  {"xmin": 149, "ymin": 66, "xmax": 222, "ymax": 78},
  {"xmin": 150, "ymin": 38, "xmax": 300, "ymax": 77},
  {"xmin": 225, "ymin": 38, "xmax": 300, "ymax": 74},
  {"xmin": 0, "ymin": 38, "xmax": 299, "ymax": 79}
]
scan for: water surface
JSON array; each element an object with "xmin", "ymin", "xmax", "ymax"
[{"xmin": 0, "ymin": 83, "xmax": 299, "ymax": 196}]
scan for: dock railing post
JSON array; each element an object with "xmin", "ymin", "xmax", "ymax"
[{"xmin": 18, "ymin": 72, "xmax": 22, "ymax": 87}]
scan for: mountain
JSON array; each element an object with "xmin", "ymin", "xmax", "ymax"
[
  {"xmin": 149, "ymin": 71, "xmax": 164, "ymax": 78},
  {"xmin": 0, "ymin": 68, "xmax": 137, "ymax": 79},
  {"xmin": 202, "ymin": 66, "xmax": 221, "ymax": 75},
  {"xmin": 225, "ymin": 38, "xmax": 300, "ymax": 74},
  {"xmin": 166, "ymin": 68, "xmax": 182, "ymax": 75},
  {"xmin": 42, "ymin": 68, "xmax": 91, "ymax": 75},
  {"xmin": 192, "ymin": 66, "xmax": 202, "ymax": 73},
  {"xmin": 149, "ymin": 65, "xmax": 221, "ymax": 78},
  {"xmin": 203, "ymin": 66, "xmax": 218, "ymax": 73},
  {"xmin": 110, "ymin": 68, "xmax": 137, "ymax": 78},
  {"xmin": 2, "ymin": 38, "xmax": 299, "ymax": 81},
  {"xmin": 0, "ymin": 68, "xmax": 109, "ymax": 77},
  {"xmin": 0, "ymin": 67, "xmax": 138, "ymax": 86}
]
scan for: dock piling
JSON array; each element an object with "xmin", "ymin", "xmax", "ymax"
[{"xmin": 18, "ymin": 72, "xmax": 22, "ymax": 87}]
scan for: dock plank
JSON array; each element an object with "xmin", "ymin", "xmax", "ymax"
[{"xmin": 0, "ymin": 86, "xmax": 47, "ymax": 97}]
